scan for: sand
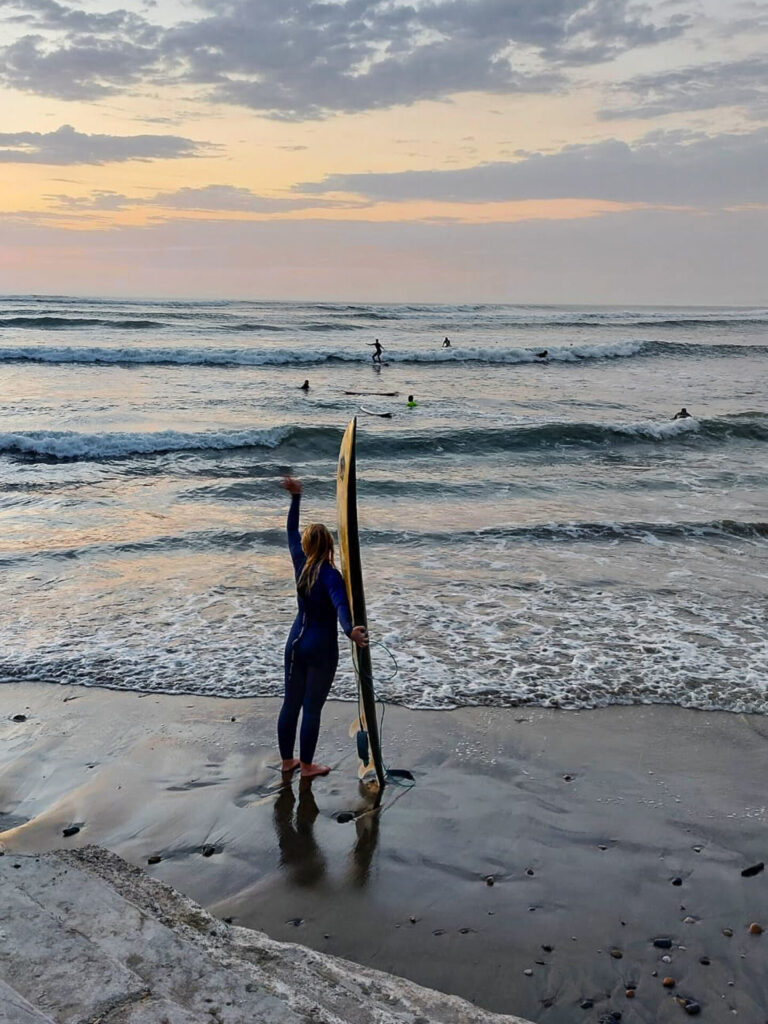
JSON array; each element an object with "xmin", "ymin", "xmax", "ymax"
[{"xmin": 1, "ymin": 682, "xmax": 767, "ymax": 1022}]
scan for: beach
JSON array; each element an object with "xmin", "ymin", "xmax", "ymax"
[{"xmin": 2, "ymin": 681, "xmax": 767, "ymax": 1022}]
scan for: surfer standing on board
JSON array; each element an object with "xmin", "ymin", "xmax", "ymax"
[
  {"xmin": 368, "ymin": 339, "xmax": 383, "ymax": 363},
  {"xmin": 278, "ymin": 477, "xmax": 368, "ymax": 779}
]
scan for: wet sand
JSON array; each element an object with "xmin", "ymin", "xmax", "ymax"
[{"xmin": 1, "ymin": 682, "xmax": 767, "ymax": 1022}]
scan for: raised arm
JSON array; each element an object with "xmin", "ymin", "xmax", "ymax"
[{"xmin": 281, "ymin": 477, "xmax": 304, "ymax": 574}]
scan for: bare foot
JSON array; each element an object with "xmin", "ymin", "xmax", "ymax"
[
  {"xmin": 281, "ymin": 758, "xmax": 300, "ymax": 773},
  {"xmin": 300, "ymin": 762, "xmax": 331, "ymax": 778}
]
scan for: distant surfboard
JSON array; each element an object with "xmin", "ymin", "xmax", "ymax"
[
  {"xmin": 359, "ymin": 406, "xmax": 392, "ymax": 418},
  {"xmin": 336, "ymin": 418, "xmax": 386, "ymax": 792}
]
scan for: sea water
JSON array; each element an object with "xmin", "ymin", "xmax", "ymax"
[{"xmin": 0, "ymin": 296, "xmax": 766, "ymax": 713}]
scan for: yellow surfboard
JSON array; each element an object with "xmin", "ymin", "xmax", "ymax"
[{"xmin": 336, "ymin": 418, "xmax": 386, "ymax": 790}]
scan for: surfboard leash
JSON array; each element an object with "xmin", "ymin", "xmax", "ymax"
[{"xmin": 352, "ymin": 639, "xmax": 416, "ymax": 788}]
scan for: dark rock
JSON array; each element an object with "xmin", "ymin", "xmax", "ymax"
[
  {"xmin": 722, "ymin": 928, "xmax": 733, "ymax": 937},
  {"xmin": 526, "ymin": 868, "xmax": 535, "ymax": 876},
  {"xmin": 485, "ymin": 875, "xmax": 495, "ymax": 886},
  {"xmin": 741, "ymin": 862, "xmax": 764, "ymax": 878},
  {"xmin": 662, "ymin": 977, "xmax": 676, "ymax": 988},
  {"xmin": 201, "ymin": 844, "xmax": 217, "ymax": 857},
  {"xmin": 699, "ymin": 956, "xmax": 710, "ymax": 966},
  {"xmin": 625, "ymin": 989, "xmax": 635, "ymax": 998},
  {"xmin": 336, "ymin": 812, "xmax": 355, "ymax": 823},
  {"xmin": 653, "ymin": 937, "xmax": 673, "ymax": 949},
  {"xmin": 224, "ymin": 917, "xmax": 234, "ymax": 924},
  {"xmin": 693, "ymin": 846, "xmax": 702, "ymax": 853},
  {"xmin": 580, "ymin": 1000, "xmax": 594, "ymax": 1010},
  {"xmin": 286, "ymin": 917, "xmax": 304, "ymax": 927},
  {"xmin": 459, "ymin": 927, "xmax": 474, "ymax": 934},
  {"xmin": 598, "ymin": 1013, "xmax": 622, "ymax": 1023},
  {"xmin": 409, "ymin": 915, "xmax": 418, "ymax": 924},
  {"xmin": 563, "ymin": 774, "xmax": 573, "ymax": 782},
  {"xmin": 748, "ymin": 922, "xmax": 764, "ymax": 935},
  {"xmin": 432, "ymin": 928, "xmax": 446, "ymax": 936},
  {"xmin": 62, "ymin": 825, "xmax": 80, "ymax": 837},
  {"xmin": 147, "ymin": 855, "xmax": 162, "ymax": 865},
  {"xmin": 610, "ymin": 948, "xmax": 623, "ymax": 959},
  {"xmin": 523, "ymin": 968, "xmax": 533, "ymax": 977},
  {"xmin": 672, "ymin": 877, "xmax": 683, "ymax": 886},
  {"xmin": 598, "ymin": 844, "xmax": 608, "ymax": 851},
  {"xmin": 682, "ymin": 1001, "xmax": 702, "ymax": 1016},
  {"xmin": 11, "ymin": 714, "xmax": 27, "ymax": 722},
  {"xmin": 542, "ymin": 944, "xmax": 553, "ymax": 952},
  {"xmin": 230, "ymin": 716, "xmax": 236, "ymax": 722}
]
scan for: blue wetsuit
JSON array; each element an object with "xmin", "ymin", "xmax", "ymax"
[{"xmin": 277, "ymin": 493, "xmax": 354, "ymax": 764}]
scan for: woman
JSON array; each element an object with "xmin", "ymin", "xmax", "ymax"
[{"xmin": 278, "ymin": 476, "xmax": 368, "ymax": 778}]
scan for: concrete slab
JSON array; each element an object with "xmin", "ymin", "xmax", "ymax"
[{"xmin": 0, "ymin": 847, "xmax": 531, "ymax": 1024}]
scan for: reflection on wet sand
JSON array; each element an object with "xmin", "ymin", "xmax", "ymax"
[{"xmin": 273, "ymin": 776, "xmax": 380, "ymax": 889}]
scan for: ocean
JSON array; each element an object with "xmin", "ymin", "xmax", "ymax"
[{"xmin": 0, "ymin": 295, "xmax": 766, "ymax": 713}]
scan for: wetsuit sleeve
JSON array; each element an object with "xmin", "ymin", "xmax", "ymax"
[
  {"xmin": 325, "ymin": 566, "xmax": 354, "ymax": 637},
  {"xmin": 287, "ymin": 493, "xmax": 304, "ymax": 576}
]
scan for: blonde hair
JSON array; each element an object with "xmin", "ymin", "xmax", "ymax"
[{"xmin": 297, "ymin": 523, "xmax": 335, "ymax": 597}]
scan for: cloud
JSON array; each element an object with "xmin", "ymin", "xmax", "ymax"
[
  {"xmin": 48, "ymin": 183, "xmax": 363, "ymax": 211},
  {"xmin": 295, "ymin": 129, "xmax": 768, "ymax": 206},
  {"xmin": 0, "ymin": 124, "xmax": 211, "ymax": 164},
  {"xmin": 600, "ymin": 54, "xmax": 768, "ymax": 121},
  {"xmin": 0, "ymin": 0, "xmax": 687, "ymax": 117}
]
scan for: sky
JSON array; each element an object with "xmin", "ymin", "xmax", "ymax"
[{"xmin": 0, "ymin": 0, "xmax": 766, "ymax": 302}]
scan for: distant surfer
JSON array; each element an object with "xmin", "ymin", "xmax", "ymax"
[
  {"xmin": 278, "ymin": 477, "xmax": 368, "ymax": 780},
  {"xmin": 299, "ymin": 379, "xmax": 310, "ymax": 391},
  {"xmin": 407, "ymin": 395, "xmax": 418, "ymax": 408},
  {"xmin": 368, "ymin": 339, "xmax": 383, "ymax": 364},
  {"xmin": 536, "ymin": 350, "xmax": 548, "ymax": 360},
  {"xmin": 673, "ymin": 407, "xmax": 692, "ymax": 420},
  {"xmin": 442, "ymin": 337, "xmax": 451, "ymax": 348}
]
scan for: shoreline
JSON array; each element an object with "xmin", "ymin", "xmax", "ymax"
[{"xmin": 2, "ymin": 681, "xmax": 767, "ymax": 1021}]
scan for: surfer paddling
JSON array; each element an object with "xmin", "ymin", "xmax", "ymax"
[{"xmin": 278, "ymin": 477, "xmax": 368, "ymax": 779}]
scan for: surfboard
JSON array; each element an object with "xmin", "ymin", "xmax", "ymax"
[{"xmin": 336, "ymin": 418, "xmax": 386, "ymax": 792}]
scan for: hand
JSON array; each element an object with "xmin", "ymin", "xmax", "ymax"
[
  {"xmin": 349, "ymin": 625, "xmax": 369, "ymax": 648},
  {"xmin": 281, "ymin": 476, "xmax": 302, "ymax": 495}
]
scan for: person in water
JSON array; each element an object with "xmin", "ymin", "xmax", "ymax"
[
  {"xmin": 299, "ymin": 379, "xmax": 310, "ymax": 391},
  {"xmin": 407, "ymin": 395, "xmax": 418, "ymax": 408},
  {"xmin": 442, "ymin": 336, "xmax": 451, "ymax": 348},
  {"xmin": 536, "ymin": 350, "xmax": 548, "ymax": 360},
  {"xmin": 673, "ymin": 407, "xmax": 692, "ymax": 420},
  {"xmin": 368, "ymin": 339, "xmax": 383, "ymax": 363},
  {"xmin": 278, "ymin": 477, "xmax": 368, "ymax": 779}
]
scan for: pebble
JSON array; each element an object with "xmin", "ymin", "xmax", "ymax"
[
  {"xmin": 523, "ymin": 968, "xmax": 533, "ymax": 977},
  {"xmin": 580, "ymin": 1000, "xmax": 594, "ymax": 1010},
  {"xmin": 563, "ymin": 775, "xmax": 573, "ymax": 782},
  {"xmin": 286, "ymin": 918, "xmax": 304, "ymax": 927},
  {"xmin": 653, "ymin": 937, "xmax": 673, "ymax": 949},
  {"xmin": 598, "ymin": 1013, "xmax": 622, "ymax": 1024},
  {"xmin": 683, "ymin": 916, "xmax": 697, "ymax": 924},
  {"xmin": 610, "ymin": 948, "xmax": 623, "ymax": 959},
  {"xmin": 693, "ymin": 846, "xmax": 702, "ymax": 853},
  {"xmin": 201, "ymin": 844, "xmax": 217, "ymax": 857},
  {"xmin": 598, "ymin": 844, "xmax": 608, "ymax": 851},
  {"xmin": 741, "ymin": 862, "xmax": 765, "ymax": 878},
  {"xmin": 625, "ymin": 989, "xmax": 635, "ymax": 998},
  {"xmin": 62, "ymin": 826, "xmax": 80, "ymax": 837},
  {"xmin": 230, "ymin": 716, "xmax": 236, "ymax": 722},
  {"xmin": 662, "ymin": 977, "xmax": 676, "ymax": 988},
  {"xmin": 699, "ymin": 956, "xmax": 710, "ymax": 965},
  {"xmin": 672, "ymin": 877, "xmax": 683, "ymax": 886},
  {"xmin": 526, "ymin": 868, "xmax": 535, "ymax": 876},
  {"xmin": 485, "ymin": 875, "xmax": 495, "ymax": 886},
  {"xmin": 541, "ymin": 944, "xmax": 553, "ymax": 952},
  {"xmin": 722, "ymin": 928, "xmax": 734, "ymax": 937},
  {"xmin": 661, "ymin": 955, "xmax": 672, "ymax": 963},
  {"xmin": 11, "ymin": 714, "xmax": 27, "ymax": 722},
  {"xmin": 147, "ymin": 855, "xmax": 162, "ymax": 865},
  {"xmin": 682, "ymin": 1000, "xmax": 702, "ymax": 1016},
  {"xmin": 748, "ymin": 922, "xmax": 764, "ymax": 935},
  {"xmin": 409, "ymin": 915, "xmax": 418, "ymax": 924}
]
